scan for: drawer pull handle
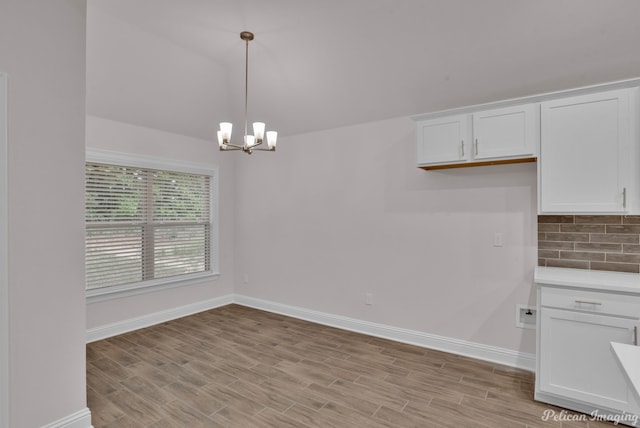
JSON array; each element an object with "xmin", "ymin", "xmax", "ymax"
[
  {"xmin": 574, "ymin": 300, "xmax": 602, "ymax": 306},
  {"xmin": 635, "ymin": 326, "xmax": 638, "ymax": 346}
]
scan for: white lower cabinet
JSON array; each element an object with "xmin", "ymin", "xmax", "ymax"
[
  {"xmin": 536, "ymin": 280, "xmax": 640, "ymax": 425},
  {"xmin": 539, "ymin": 308, "xmax": 639, "ymax": 411}
]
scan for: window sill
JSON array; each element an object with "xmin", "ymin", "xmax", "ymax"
[{"xmin": 86, "ymin": 271, "xmax": 221, "ymax": 304}]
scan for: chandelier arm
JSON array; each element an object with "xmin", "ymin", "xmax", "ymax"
[{"xmin": 221, "ymin": 143, "xmax": 243, "ymax": 150}]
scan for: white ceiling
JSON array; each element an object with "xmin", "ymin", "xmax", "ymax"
[{"xmin": 86, "ymin": 0, "xmax": 640, "ymax": 141}]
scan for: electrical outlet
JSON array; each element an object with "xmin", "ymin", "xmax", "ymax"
[
  {"xmin": 365, "ymin": 293, "xmax": 373, "ymax": 305},
  {"xmin": 243, "ymin": 273, "xmax": 249, "ymax": 284},
  {"xmin": 493, "ymin": 232, "xmax": 504, "ymax": 247}
]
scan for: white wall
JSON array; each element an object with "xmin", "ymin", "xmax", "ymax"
[
  {"xmin": 85, "ymin": 116, "xmax": 236, "ymax": 329},
  {"xmin": 0, "ymin": 1, "xmax": 88, "ymax": 426},
  {"xmin": 235, "ymin": 116, "xmax": 538, "ymax": 354},
  {"xmin": 86, "ymin": 3, "xmax": 229, "ymax": 142},
  {"xmin": 85, "ymin": 112, "xmax": 538, "ymax": 358},
  {"xmin": 85, "ymin": 1, "xmax": 238, "ymax": 332}
]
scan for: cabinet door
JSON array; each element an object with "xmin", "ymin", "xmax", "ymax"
[
  {"xmin": 417, "ymin": 114, "xmax": 470, "ymax": 166},
  {"xmin": 472, "ymin": 104, "xmax": 537, "ymax": 160},
  {"xmin": 539, "ymin": 88, "xmax": 634, "ymax": 213},
  {"xmin": 538, "ymin": 307, "xmax": 640, "ymax": 413}
]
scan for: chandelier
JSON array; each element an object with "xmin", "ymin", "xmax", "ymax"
[{"xmin": 217, "ymin": 31, "xmax": 277, "ymax": 154}]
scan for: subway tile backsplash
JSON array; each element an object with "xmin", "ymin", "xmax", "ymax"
[{"xmin": 538, "ymin": 215, "xmax": 640, "ymax": 273}]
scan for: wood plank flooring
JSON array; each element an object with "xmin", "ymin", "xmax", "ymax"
[{"xmin": 87, "ymin": 304, "xmax": 617, "ymax": 427}]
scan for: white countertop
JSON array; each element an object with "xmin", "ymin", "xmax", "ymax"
[
  {"xmin": 611, "ymin": 342, "xmax": 640, "ymax": 405},
  {"xmin": 535, "ymin": 266, "xmax": 640, "ymax": 294}
]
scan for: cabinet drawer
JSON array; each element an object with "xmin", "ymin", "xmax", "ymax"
[{"xmin": 540, "ymin": 286, "xmax": 640, "ymax": 318}]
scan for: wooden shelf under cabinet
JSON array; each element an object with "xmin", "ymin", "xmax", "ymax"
[{"xmin": 419, "ymin": 156, "xmax": 536, "ymax": 171}]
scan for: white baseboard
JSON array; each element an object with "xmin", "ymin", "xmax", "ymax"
[
  {"xmin": 85, "ymin": 292, "xmax": 535, "ymax": 371},
  {"xmin": 86, "ymin": 294, "xmax": 234, "ymax": 343},
  {"xmin": 42, "ymin": 408, "xmax": 92, "ymax": 428},
  {"xmin": 234, "ymin": 294, "xmax": 536, "ymax": 372}
]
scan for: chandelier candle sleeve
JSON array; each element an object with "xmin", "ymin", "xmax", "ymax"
[
  {"xmin": 253, "ymin": 122, "xmax": 265, "ymax": 141},
  {"xmin": 244, "ymin": 135, "xmax": 255, "ymax": 148},
  {"xmin": 220, "ymin": 122, "xmax": 232, "ymax": 140},
  {"xmin": 267, "ymin": 131, "xmax": 277, "ymax": 149},
  {"xmin": 218, "ymin": 122, "xmax": 233, "ymax": 148},
  {"xmin": 217, "ymin": 31, "xmax": 277, "ymax": 154}
]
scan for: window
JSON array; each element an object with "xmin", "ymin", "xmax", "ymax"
[{"xmin": 85, "ymin": 150, "xmax": 218, "ymax": 300}]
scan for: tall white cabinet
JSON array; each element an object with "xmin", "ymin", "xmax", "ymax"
[{"xmin": 539, "ymin": 88, "xmax": 639, "ymax": 214}]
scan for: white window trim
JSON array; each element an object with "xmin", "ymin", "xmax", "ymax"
[{"xmin": 85, "ymin": 148, "xmax": 219, "ymax": 304}]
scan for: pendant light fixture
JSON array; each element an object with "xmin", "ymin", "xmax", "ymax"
[{"xmin": 217, "ymin": 31, "xmax": 277, "ymax": 154}]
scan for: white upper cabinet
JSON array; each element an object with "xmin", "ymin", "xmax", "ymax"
[
  {"xmin": 472, "ymin": 104, "xmax": 537, "ymax": 160},
  {"xmin": 413, "ymin": 79, "xmax": 640, "ymax": 213},
  {"xmin": 539, "ymin": 88, "xmax": 639, "ymax": 214},
  {"xmin": 416, "ymin": 104, "xmax": 538, "ymax": 169},
  {"xmin": 416, "ymin": 114, "xmax": 471, "ymax": 165}
]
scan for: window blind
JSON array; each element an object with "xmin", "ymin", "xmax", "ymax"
[{"xmin": 85, "ymin": 163, "xmax": 211, "ymax": 290}]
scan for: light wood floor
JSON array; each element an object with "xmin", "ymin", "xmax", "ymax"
[{"xmin": 87, "ymin": 304, "xmax": 616, "ymax": 427}]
